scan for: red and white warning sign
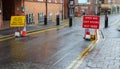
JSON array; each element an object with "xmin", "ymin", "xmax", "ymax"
[{"xmin": 82, "ymin": 15, "xmax": 100, "ymax": 29}]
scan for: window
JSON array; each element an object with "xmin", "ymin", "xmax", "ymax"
[
  {"xmin": 49, "ymin": 12, "xmax": 52, "ymax": 21},
  {"xmin": 87, "ymin": 0, "xmax": 90, "ymax": 4},
  {"xmin": 48, "ymin": 0, "xmax": 51, "ymax": 2},
  {"xmin": 38, "ymin": 0, "xmax": 43, "ymax": 1},
  {"xmin": 108, "ymin": 0, "xmax": 112, "ymax": 4},
  {"xmin": 75, "ymin": 7, "xmax": 78, "ymax": 12},
  {"xmin": 101, "ymin": 0, "xmax": 104, "ymax": 4},
  {"xmin": 55, "ymin": 0, "xmax": 57, "ymax": 3},
  {"xmin": 60, "ymin": 0, "xmax": 63, "ymax": 3},
  {"xmin": 55, "ymin": 11, "xmax": 59, "ymax": 15},
  {"xmin": 87, "ymin": 0, "xmax": 90, "ymax": 3},
  {"xmin": 38, "ymin": 12, "xmax": 44, "ymax": 23},
  {"xmin": 70, "ymin": 1, "xmax": 74, "ymax": 5}
]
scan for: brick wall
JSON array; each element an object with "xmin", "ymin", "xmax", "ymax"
[
  {"xmin": 24, "ymin": 1, "xmax": 62, "ymax": 24},
  {"xmin": 48, "ymin": 3, "xmax": 62, "ymax": 20},
  {"xmin": 24, "ymin": 1, "xmax": 46, "ymax": 24},
  {"xmin": 14, "ymin": 0, "xmax": 23, "ymax": 15},
  {"xmin": 112, "ymin": 0, "xmax": 120, "ymax": 4},
  {"xmin": 104, "ymin": 0, "xmax": 108, "ymax": 4}
]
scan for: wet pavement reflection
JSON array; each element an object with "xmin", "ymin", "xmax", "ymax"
[{"xmin": 0, "ymin": 26, "xmax": 91, "ymax": 68}]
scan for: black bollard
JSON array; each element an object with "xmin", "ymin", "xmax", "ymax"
[
  {"xmin": 44, "ymin": 15, "xmax": 47, "ymax": 25},
  {"xmin": 56, "ymin": 15, "xmax": 60, "ymax": 25},
  {"xmin": 69, "ymin": 16, "xmax": 72, "ymax": 27},
  {"xmin": 105, "ymin": 12, "xmax": 108, "ymax": 28}
]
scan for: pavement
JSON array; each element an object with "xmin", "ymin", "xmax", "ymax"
[
  {"xmin": 79, "ymin": 14, "xmax": 120, "ymax": 69},
  {"xmin": 0, "ymin": 19, "xmax": 69, "ymax": 39},
  {"xmin": 84, "ymin": 38, "xmax": 120, "ymax": 69}
]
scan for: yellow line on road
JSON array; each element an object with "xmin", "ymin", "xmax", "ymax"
[
  {"xmin": 66, "ymin": 30, "xmax": 100, "ymax": 69},
  {"xmin": 0, "ymin": 36, "xmax": 15, "ymax": 42},
  {"xmin": 74, "ymin": 52, "xmax": 89, "ymax": 69},
  {"xmin": 28, "ymin": 24, "xmax": 68, "ymax": 35},
  {"xmin": 0, "ymin": 24, "xmax": 68, "ymax": 42},
  {"xmin": 74, "ymin": 30, "xmax": 100, "ymax": 69},
  {"xmin": 66, "ymin": 44, "xmax": 92, "ymax": 69}
]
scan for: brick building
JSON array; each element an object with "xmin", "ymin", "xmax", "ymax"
[
  {"xmin": 64, "ymin": 0, "xmax": 76, "ymax": 19},
  {"xmin": 74, "ymin": 0, "xmax": 97, "ymax": 16},
  {"xmin": 100, "ymin": 0, "xmax": 120, "ymax": 14},
  {"xmin": 63, "ymin": 0, "xmax": 69, "ymax": 19},
  {"xmin": 111, "ymin": 0, "xmax": 120, "ymax": 13},
  {"xmin": 0, "ymin": 0, "xmax": 63, "ymax": 30},
  {"xmin": 74, "ymin": 0, "xmax": 120, "ymax": 16}
]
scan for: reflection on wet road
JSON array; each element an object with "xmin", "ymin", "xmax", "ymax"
[{"xmin": 0, "ymin": 26, "xmax": 91, "ymax": 69}]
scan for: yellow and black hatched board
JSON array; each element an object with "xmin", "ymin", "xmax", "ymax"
[{"xmin": 10, "ymin": 16, "xmax": 25, "ymax": 27}]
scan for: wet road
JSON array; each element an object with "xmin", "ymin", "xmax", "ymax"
[
  {"xmin": 0, "ymin": 24, "xmax": 91, "ymax": 69},
  {"xmin": 0, "ymin": 14, "xmax": 120, "ymax": 69}
]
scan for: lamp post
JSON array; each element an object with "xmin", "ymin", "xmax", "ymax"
[
  {"xmin": 97, "ymin": 0, "xmax": 101, "ymax": 15},
  {"xmin": 62, "ymin": 1, "xmax": 64, "ymax": 20},
  {"xmin": 69, "ymin": 0, "xmax": 74, "ymax": 27}
]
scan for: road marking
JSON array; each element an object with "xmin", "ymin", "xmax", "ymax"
[
  {"xmin": 0, "ymin": 24, "xmax": 69, "ymax": 42},
  {"xmin": 52, "ymin": 52, "xmax": 71, "ymax": 66},
  {"xmin": 0, "ymin": 36, "xmax": 15, "ymax": 42},
  {"xmin": 66, "ymin": 45, "xmax": 92, "ymax": 69},
  {"xmin": 74, "ymin": 30, "xmax": 100, "ymax": 69},
  {"xmin": 66, "ymin": 30, "xmax": 100, "ymax": 69},
  {"xmin": 28, "ymin": 24, "xmax": 68, "ymax": 35},
  {"xmin": 74, "ymin": 52, "xmax": 89, "ymax": 69}
]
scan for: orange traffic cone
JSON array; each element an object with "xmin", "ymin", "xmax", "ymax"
[
  {"xmin": 21, "ymin": 26, "xmax": 27, "ymax": 37},
  {"xmin": 84, "ymin": 29, "xmax": 90, "ymax": 40}
]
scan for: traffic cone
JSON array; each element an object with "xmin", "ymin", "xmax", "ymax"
[
  {"xmin": 21, "ymin": 26, "xmax": 27, "ymax": 37},
  {"xmin": 84, "ymin": 29, "xmax": 90, "ymax": 40}
]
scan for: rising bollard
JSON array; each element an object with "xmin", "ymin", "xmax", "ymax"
[
  {"xmin": 105, "ymin": 12, "xmax": 108, "ymax": 28},
  {"xmin": 69, "ymin": 16, "xmax": 72, "ymax": 27},
  {"xmin": 56, "ymin": 15, "xmax": 60, "ymax": 26},
  {"xmin": 44, "ymin": 15, "xmax": 47, "ymax": 25}
]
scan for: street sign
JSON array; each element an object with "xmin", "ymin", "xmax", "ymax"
[
  {"xmin": 82, "ymin": 15, "xmax": 100, "ymax": 29},
  {"xmin": 10, "ymin": 16, "xmax": 25, "ymax": 27}
]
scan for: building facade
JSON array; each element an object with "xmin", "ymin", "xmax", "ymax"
[
  {"xmin": 100, "ymin": 0, "xmax": 120, "ymax": 14},
  {"xmin": 0, "ymin": 0, "xmax": 63, "ymax": 30},
  {"xmin": 111, "ymin": 0, "xmax": 120, "ymax": 14},
  {"xmin": 74, "ymin": 0, "xmax": 120, "ymax": 16},
  {"xmin": 74, "ymin": 0, "xmax": 97, "ymax": 16}
]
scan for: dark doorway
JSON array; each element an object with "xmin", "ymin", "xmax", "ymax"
[{"xmin": 2, "ymin": 0, "xmax": 15, "ymax": 20}]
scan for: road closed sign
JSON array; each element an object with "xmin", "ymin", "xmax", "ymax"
[
  {"xmin": 82, "ymin": 15, "xmax": 100, "ymax": 29},
  {"xmin": 10, "ymin": 16, "xmax": 25, "ymax": 27}
]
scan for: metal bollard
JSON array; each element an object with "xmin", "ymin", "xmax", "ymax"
[
  {"xmin": 44, "ymin": 15, "xmax": 47, "ymax": 25},
  {"xmin": 56, "ymin": 15, "xmax": 60, "ymax": 25},
  {"xmin": 26, "ymin": 14, "xmax": 29, "ymax": 24},
  {"xmin": 69, "ymin": 16, "xmax": 72, "ymax": 27},
  {"xmin": 105, "ymin": 13, "xmax": 108, "ymax": 28}
]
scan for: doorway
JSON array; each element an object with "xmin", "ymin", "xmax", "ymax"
[{"xmin": 2, "ymin": 0, "xmax": 15, "ymax": 21}]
